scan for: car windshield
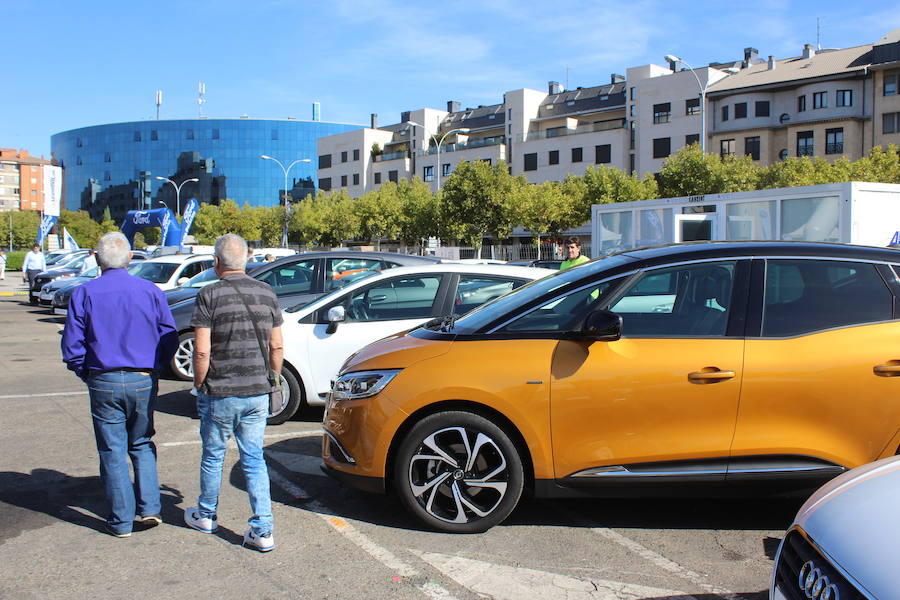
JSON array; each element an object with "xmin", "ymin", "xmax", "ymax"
[
  {"xmin": 128, "ymin": 261, "xmax": 178, "ymax": 283},
  {"xmin": 183, "ymin": 268, "xmax": 218, "ymax": 288},
  {"xmin": 82, "ymin": 266, "xmax": 100, "ymax": 278},
  {"xmin": 46, "ymin": 253, "xmax": 72, "ymax": 265},
  {"xmin": 53, "ymin": 253, "xmax": 85, "ymax": 268},
  {"xmin": 448, "ymin": 255, "xmax": 632, "ymax": 333}
]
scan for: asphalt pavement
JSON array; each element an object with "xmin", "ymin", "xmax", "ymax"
[{"xmin": 0, "ymin": 273, "xmax": 799, "ymax": 600}]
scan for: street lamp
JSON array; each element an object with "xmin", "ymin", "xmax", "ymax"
[
  {"xmin": 260, "ymin": 155, "xmax": 312, "ymax": 247},
  {"xmin": 155, "ymin": 176, "xmax": 199, "ymax": 217},
  {"xmin": 663, "ymin": 55, "xmax": 739, "ymax": 153},
  {"xmin": 405, "ymin": 121, "xmax": 470, "ymax": 190}
]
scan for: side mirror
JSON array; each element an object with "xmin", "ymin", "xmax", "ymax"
[
  {"xmin": 580, "ymin": 309, "xmax": 622, "ymax": 342},
  {"xmin": 326, "ymin": 305, "xmax": 346, "ymax": 334},
  {"xmin": 177, "ymin": 277, "xmax": 189, "ymax": 286}
]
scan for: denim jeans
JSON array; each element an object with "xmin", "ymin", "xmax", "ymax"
[
  {"xmin": 87, "ymin": 371, "xmax": 161, "ymax": 535},
  {"xmin": 196, "ymin": 393, "xmax": 272, "ymax": 536}
]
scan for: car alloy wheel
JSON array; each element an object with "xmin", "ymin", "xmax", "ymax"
[
  {"xmin": 170, "ymin": 332, "xmax": 195, "ymax": 381},
  {"xmin": 395, "ymin": 411, "xmax": 524, "ymax": 533}
]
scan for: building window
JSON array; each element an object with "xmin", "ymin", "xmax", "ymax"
[
  {"xmin": 319, "ymin": 154, "xmax": 332, "ymax": 169},
  {"xmin": 798, "ymin": 95, "xmax": 807, "ymax": 112},
  {"xmin": 813, "ymin": 91, "xmax": 827, "ymax": 109},
  {"xmin": 734, "ymin": 102, "xmax": 747, "ymax": 119},
  {"xmin": 797, "ymin": 131, "xmax": 814, "ymax": 156},
  {"xmin": 76, "ymin": 137, "xmax": 83, "ymax": 148},
  {"xmin": 546, "ymin": 126, "xmax": 566, "ymax": 138},
  {"xmin": 524, "ymin": 153, "xmax": 538, "ymax": 171},
  {"xmin": 720, "ymin": 139, "xmax": 736, "ymax": 157},
  {"xmin": 884, "ymin": 72, "xmax": 898, "ymax": 96},
  {"xmin": 353, "ymin": 173, "xmax": 360, "ymax": 185},
  {"xmin": 388, "ymin": 170, "xmax": 399, "ymax": 183},
  {"xmin": 442, "ymin": 163, "xmax": 451, "ymax": 177},
  {"xmin": 629, "ymin": 122, "xmax": 635, "ymax": 150},
  {"xmin": 745, "ymin": 136, "xmax": 761, "ymax": 160},
  {"xmin": 341, "ymin": 175, "xmax": 348, "ymax": 187},
  {"xmin": 212, "ymin": 128, "xmax": 219, "ymax": 140},
  {"xmin": 186, "ymin": 129, "xmax": 195, "ymax": 140},
  {"xmin": 836, "ymin": 90, "xmax": 852, "ymax": 107},
  {"xmin": 571, "ymin": 147, "xmax": 583, "ymax": 163},
  {"xmin": 271, "ymin": 130, "xmax": 279, "ymax": 140},
  {"xmin": 884, "ymin": 112, "xmax": 900, "ymax": 134},
  {"xmin": 629, "ymin": 105, "xmax": 635, "ymax": 117},
  {"xmin": 595, "ymin": 144, "xmax": 611, "ymax": 164},
  {"xmin": 685, "ymin": 98, "xmax": 700, "ymax": 116},
  {"xmin": 374, "ymin": 172, "xmax": 382, "ymax": 184},
  {"xmin": 721, "ymin": 105, "xmax": 729, "ymax": 121},
  {"xmin": 481, "ymin": 158, "xmax": 492, "ymax": 166},
  {"xmin": 353, "ymin": 149, "xmax": 360, "ymax": 161},
  {"xmin": 133, "ymin": 131, "xmax": 142, "ymax": 142},
  {"xmin": 104, "ymin": 171, "xmax": 111, "ymax": 181},
  {"xmin": 825, "ymin": 128, "xmax": 844, "ymax": 154},
  {"xmin": 755, "ymin": 101, "xmax": 770, "ymax": 117},
  {"xmin": 652, "ymin": 137, "xmax": 671, "ymax": 159},
  {"xmin": 629, "ymin": 154, "xmax": 635, "ymax": 174},
  {"xmin": 151, "ymin": 130, "xmax": 158, "ymax": 141},
  {"xmin": 341, "ymin": 151, "xmax": 348, "ymax": 163},
  {"xmin": 629, "ymin": 87, "xmax": 635, "ymax": 100},
  {"xmin": 319, "ymin": 177, "xmax": 332, "ymax": 191},
  {"xmin": 76, "ymin": 156, "xmax": 82, "ymax": 166},
  {"xmin": 685, "ymin": 134, "xmax": 700, "ymax": 146},
  {"xmin": 549, "ymin": 150, "xmax": 559, "ymax": 165},
  {"xmin": 104, "ymin": 152, "xmax": 111, "ymax": 162},
  {"xmin": 653, "ymin": 102, "xmax": 671, "ymax": 124},
  {"xmin": 423, "ymin": 166, "xmax": 434, "ymax": 182}
]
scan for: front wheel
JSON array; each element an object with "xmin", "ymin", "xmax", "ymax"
[
  {"xmin": 170, "ymin": 332, "xmax": 194, "ymax": 381},
  {"xmin": 393, "ymin": 411, "xmax": 524, "ymax": 533}
]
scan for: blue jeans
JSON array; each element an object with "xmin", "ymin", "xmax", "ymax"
[
  {"xmin": 87, "ymin": 371, "xmax": 161, "ymax": 535},
  {"xmin": 196, "ymin": 393, "xmax": 273, "ymax": 536}
]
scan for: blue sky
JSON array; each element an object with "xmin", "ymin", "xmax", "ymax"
[{"xmin": 6, "ymin": 0, "xmax": 898, "ymax": 158}]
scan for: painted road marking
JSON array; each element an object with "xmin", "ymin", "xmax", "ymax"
[
  {"xmin": 158, "ymin": 429, "xmax": 322, "ymax": 448},
  {"xmin": 415, "ymin": 551, "xmax": 692, "ymax": 600},
  {"xmin": 0, "ymin": 391, "xmax": 88, "ymax": 399}
]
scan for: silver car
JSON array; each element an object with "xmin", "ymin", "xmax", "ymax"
[{"xmin": 771, "ymin": 454, "xmax": 900, "ymax": 599}]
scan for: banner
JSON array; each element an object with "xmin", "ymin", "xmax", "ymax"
[
  {"xmin": 120, "ymin": 202, "xmax": 200, "ymax": 249},
  {"xmin": 179, "ymin": 198, "xmax": 199, "ymax": 248},
  {"xmin": 63, "ymin": 227, "xmax": 80, "ymax": 250},
  {"xmin": 36, "ymin": 214, "xmax": 57, "ymax": 246},
  {"xmin": 43, "ymin": 165, "xmax": 62, "ymax": 217}
]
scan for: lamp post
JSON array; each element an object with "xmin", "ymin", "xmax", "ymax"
[
  {"xmin": 260, "ymin": 155, "xmax": 312, "ymax": 247},
  {"xmin": 155, "ymin": 176, "xmax": 199, "ymax": 217},
  {"xmin": 405, "ymin": 121, "xmax": 470, "ymax": 190},
  {"xmin": 663, "ymin": 55, "xmax": 739, "ymax": 153}
]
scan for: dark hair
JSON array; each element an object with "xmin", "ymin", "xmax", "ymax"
[{"xmin": 564, "ymin": 236, "xmax": 581, "ymax": 247}]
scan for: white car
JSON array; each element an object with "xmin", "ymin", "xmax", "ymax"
[
  {"xmin": 128, "ymin": 253, "xmax": 215, "ymax": 290},
  {"xmin": 273, "ymin": 264, "xmax": 554, "ymax": 424}
]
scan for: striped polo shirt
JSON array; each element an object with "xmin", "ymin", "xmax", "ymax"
[{"xmin": 191, "ymin": 272, "xmax": 284, "ymax": 398}]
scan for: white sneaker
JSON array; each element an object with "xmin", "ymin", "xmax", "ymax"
[
  {"xmin": 183, "ymin": 507, "xmax": 217, "ymax": 533},
  {"xmin": 243, "ymin": 529, "xmax": 275, "ymax": 552}
]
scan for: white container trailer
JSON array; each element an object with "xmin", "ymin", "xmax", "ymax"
[{"xmin": 590, "ymin": 182, "xmax": 900, "ymax": 258}]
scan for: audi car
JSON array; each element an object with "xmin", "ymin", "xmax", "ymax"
[{"xmin": 323, "ymin": 241, "xmax": 900, "ymax": 533}]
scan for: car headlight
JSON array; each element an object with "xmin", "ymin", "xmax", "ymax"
[{"xmin": 331, "ymin": 369, "xmax": 401, "ymax": 401}]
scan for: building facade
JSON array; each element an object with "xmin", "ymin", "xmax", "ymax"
[
  {"xmin": 318, "ymin": 28, "xmax": 900, "ymax": 201},
  {"xmin": 0, "ymin": 148, "xmax": 56, "ymax": 212},
  {"xmin": 51, "ymin": 117, "xmax": 362, "ymax": 222}
]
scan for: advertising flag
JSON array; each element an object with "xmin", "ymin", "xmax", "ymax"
[
  {"xmin": 43, "ymin": 165, "xmax": 62, "ymax": 217},
  {"xmin": 36, "ymin": 214, "xmax": 57, "ymax": 246},
  {"xmin": 63, "ymin": 227, "xmax": 80, "ymax": 250},
  {"xmin": 179, "ymin": 198, "xmax": 199, "ymax": 248}
]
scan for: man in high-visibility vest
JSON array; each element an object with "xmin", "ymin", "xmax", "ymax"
[{"xmin": 560, "ymin": 236, "xmax": 589, "ymax": 270}]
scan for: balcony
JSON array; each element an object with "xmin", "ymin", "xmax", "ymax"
[
  {"xmin": 419, "ymin": 136, "xmax": 506, "ymax": 156},
  {"xmin": 374, "ymin": 151, "xmax": 409, "ymax": 162},
  {"xmin": 797, "ymin": 145, "xmax": 815, "ymax": 156},
  {"xmin": 517, "ymin": 119, "xmax": 626, "ymax": 142},
  {"xmin": 826, "ymin": 143, "xmax": 844, "ymax": 154}
]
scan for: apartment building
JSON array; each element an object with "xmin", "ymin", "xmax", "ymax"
[
  {"xmin": 0, "ymin": 148, "xmax": 55, "ymax": 212},
  {"xmin": 318, "ymin": 28, "xmax": 900, "ymax": 198}
]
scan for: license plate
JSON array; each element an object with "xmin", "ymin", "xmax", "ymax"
[{"xmin": 53, "ymin": 307, "xmax": 67, "ymax": 315}]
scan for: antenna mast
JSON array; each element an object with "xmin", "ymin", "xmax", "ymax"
[
  {"xmin": 816, "ymin": 17, "xmax": 821, "ymax": 50},
  {"xmin": 198, "ymin": 82, "xmax": 206, "ymax": 118},
  {"xmin": 155, "ymin": 90, "xmax": 163, "ymax": 120}
]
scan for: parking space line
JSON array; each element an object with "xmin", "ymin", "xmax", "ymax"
[
  {"xmin": 265, "ymin": 456, "xmax": 459, "ymax": 600},
  {"xmin": 0, "ymin": 391, "xmax": 88, "ymax": 399},
  {"xmin": 590, "ymin": 527, "xmax": 738, "ymax": 599},
  {"xmin": 159, "ymin": 429, "xmax": 322, "ymax": 447}
]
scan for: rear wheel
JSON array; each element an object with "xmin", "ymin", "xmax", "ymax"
[
  {"xmin": 170, "ymin": 332, "xmax": 194, "ymax": 381},
  {"xmin": 267, "ymin": 365, "xmax": 302, "ymax": 426},
  {"xmin": 393, "ymin": 411, "xmax": 524, "ymax": 533}
]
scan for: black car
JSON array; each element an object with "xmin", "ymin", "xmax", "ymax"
[
  {"xmin": 29, "ymin": 251, "xmax": 90, "ymax": 304},
  {"xmin": 164, "ymin": 263, "xmax": 265, "ymax": 306},
  {"xmin": 167, "ymin": 251, "xmax": 440, "ymax": 380}
]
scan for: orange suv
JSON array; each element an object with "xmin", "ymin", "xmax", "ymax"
[{"xmin": 322, "ymin": 242, "xmax": 900, "ymax": 532}]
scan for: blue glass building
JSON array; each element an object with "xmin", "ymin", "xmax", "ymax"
[{"xmin": 51, "ymin": 118, "xmax": 361, "ymax": 221}]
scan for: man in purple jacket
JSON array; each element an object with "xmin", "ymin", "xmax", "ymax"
[{"xmin": 61, "ymin": 232, "xmax": 178, "ymax": 537}]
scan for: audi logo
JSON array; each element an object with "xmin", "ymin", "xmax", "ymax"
[{"xmin": 798, "ymin": 560, "xmax": 840, "ymax": 600}]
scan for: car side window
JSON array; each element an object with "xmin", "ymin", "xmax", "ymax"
[
  {"xmin": 256, "ymin": 260, "xmax": 317, "ymax": 296},
  {"xmin": 498, "ymin": 280, "xmax": 616, "ymax": 332},
  {"xmin": 325, "ymin": 258, "xmax": 384, "ymax": 291},
  {"xmin": 455, "ymin": 275, "xmax": 527, "ymax": 315},
  {"xmin": 762, "ymin": 259, "xmax": 893, "ymax": 337},
  {"xmin": 611, "ymin": 261, "xmax": 736, "ymax": 336},
  {"xmin": 344, "ymin": 276, "xmax": 442, "ymax": 322}
]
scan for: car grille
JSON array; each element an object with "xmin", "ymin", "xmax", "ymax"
[{"xmin": 774, "ymin": 528, "xmax": 867, "ymax": 600}]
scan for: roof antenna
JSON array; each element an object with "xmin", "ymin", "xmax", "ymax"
[
  {"xmin": 198, "ymin": 82, "xmax": 206, "ymax": 118},
  {"xmin": 816, "ymin": 17, "xmax": 821, "ymax": 50},
  {"xmin": 565, "ymin": 66, "xmax": 572, "ymax": 91},
  {"xmin": 155, "ymin": 90, "xmax": 162, "ymax": 120}
]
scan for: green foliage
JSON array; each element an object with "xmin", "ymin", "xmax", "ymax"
[
  {"xmin": 0, "ymin": 211, "xmax": 41, "ymax": 249},
  {"xmin": 658, "ymin": 144, "xmax": 759, "ymax": 197},
  {"xmin": 357, "ymin": 186, "xmax": 403, "ymax": 249},
  {"xmin": 582, "ymin": 165, "xmax": 658, "ymax": 213},
  {"xmin": 515, "ymin": 181, "xmax": 580, "ymax": 245},
  {"xmin": 4, "ymin": 251, "xmax": 26, "ymax": 270},
  {"xmin": 397, "ymin": 178, "xmax": 441, "ymax": 245},
  {"xmin": 757, "ymin": 156, "xmax": 840, "ymax": 189}
]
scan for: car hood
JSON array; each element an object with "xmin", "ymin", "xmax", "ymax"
[
  {"xmin": 793, "ymin": 455, "xmax": 900, "ymax": 598},
  {"xmin": 47, "ymin": 276, "xmax": 91, "ymax": 291},
  {"xmin": 339, "ymin": 332, "xmax": 452, "ymax": 375},
  {"xmin": 166, "ymin": 287, "xmax": 201, "ymax": 306}
]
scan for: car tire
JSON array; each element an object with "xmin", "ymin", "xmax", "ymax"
[
  {"xmin": 170, "ymin": 332, "xmax": 195, "ymax": 381},
  {"xmin": 393, "ymin": 410, "xmax": 524, "ymax": 533},
  {"xmin": 267, "ymin": 365, "xmax": 302, "ymax": 426}
]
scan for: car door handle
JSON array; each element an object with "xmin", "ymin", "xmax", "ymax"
[
  {"xmin": 687, "ymin": 369, "xmax": 735, "ymax": 384},
  {"xmin": 873, "ymin": 363, "xmax": 900, "ymax": 377},
  {"xmin": 369, "ymin": 294, "xmax": 388, "ymax": 303}
]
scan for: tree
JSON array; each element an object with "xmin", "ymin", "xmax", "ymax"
[
  {"xmin": 357, "ymin": 187, "xmax": 403, "ymax": 249},
  {"xmin": 657, "ymin": 144, "xmax": 759, "ymax": 197},
  {"xmin": 757, "ymin": 156, "xmax": 840, "ymax": 189},
  {"xmin": 257, "ymin": 205, "xmax": 286, "ymax": 247},
  {"xmin": 397, "ymin": 178, "xmax": 441, "ymax": 248},
  {"xmin": 191, "ymin": 203, "xmax": 222, "ymax": 244},
  {"xmin": 515, "ymin": 182, "xmax": 584, "ymax": 258},
  {"xmin": 582, "ymin": 165, "xmax": 658, "ymax": 213},
  {"xmin": 850, "ymin": 145, "xmax": 900, "ymax": 183},
  {"xmin": 441, "ymin": 160, "xmax": 524, "ymax": 254},
  {"xmin": 0, "ymin": 210, "xmax": 40, "ymax": 249},
  {"xmin": 58, "ymin": 210, "xmax": 102, "ymax": 248}
]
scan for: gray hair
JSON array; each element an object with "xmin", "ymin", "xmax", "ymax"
[
  {"xmin": 214, "ymin": 233, "xmax": 248, "ymax": 271},
  {"xmin": 96, "ymin": 232, "xmax": 131, "ymax": 270}
]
